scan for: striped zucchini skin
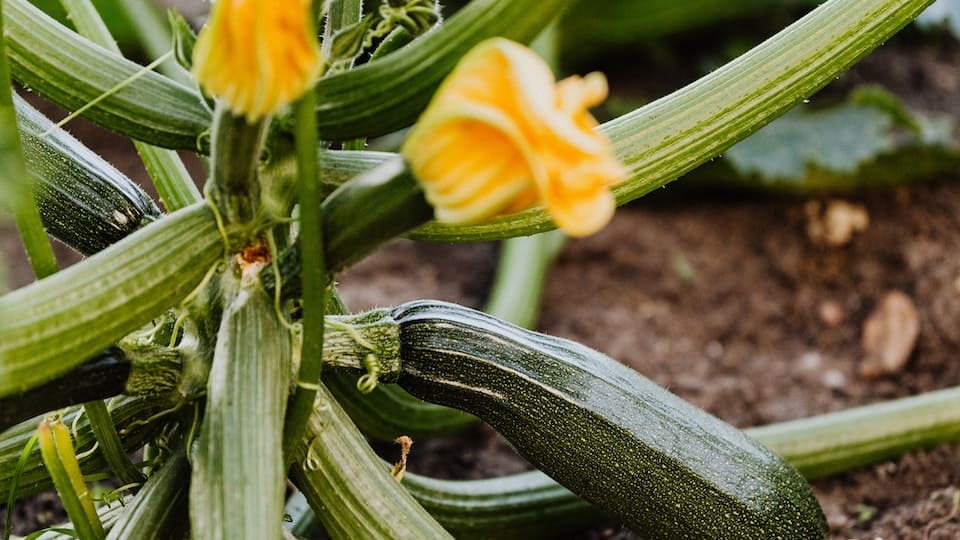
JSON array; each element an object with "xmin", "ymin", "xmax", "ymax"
[
  {"xmin": 15, "ymin": 95, "xmax": 161, "ymax": 256},
  {"xmin": 393, "ymin": 301, "xmax": 827, "ymax": 539}
]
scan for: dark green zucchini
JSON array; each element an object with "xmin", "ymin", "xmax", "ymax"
[
  {"xmin": 0, "ymin": 347, "xmax": 129, "ymax": 433},
  {"xmin": 392, "ymin": 300, "xmax": 828, "ymax": 539},
  {"xmin": 15, "ymin": 95, "xmax": 161, "ymax": 256}
]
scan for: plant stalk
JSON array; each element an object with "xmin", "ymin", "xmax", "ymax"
[
  {"xmin": 0, "ymin": 0, "xmax": 57, "ymax": 279},
  {"xmin": 283, "ymin": 91, "xmax": 330, "ymax": 464}
]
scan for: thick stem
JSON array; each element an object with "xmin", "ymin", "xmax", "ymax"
[
  {"xmin": 283, "ymin": 92, "xmax": 329, "ymax": 464},
  {"xmin": 290, "ymin": 384, "xmax": 451, "ymax": 539},
  {"xmin": 0, "ymin": 0, "xmax": 57, "ymax": 279},
  {"xmin": 206, "ymin": 106, "xmax": 268, "ymax": 225}
]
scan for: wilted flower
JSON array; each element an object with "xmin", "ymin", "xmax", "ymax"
[
  {"xmin": 402, "ymin": 38, "xmax": 627, "ymax": 237},
  {"xmin": 192, "ymin": 0, "xmax": 321, "ymax": 121}
]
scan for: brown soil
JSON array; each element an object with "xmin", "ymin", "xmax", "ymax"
[{"xmin": 5, "ymin": 32, "xmax": 960, "ymax": 540}]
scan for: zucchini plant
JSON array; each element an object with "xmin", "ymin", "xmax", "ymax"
[{"xmin": 0, "ymin": 0, "xmax": 952, "ymax": 538}]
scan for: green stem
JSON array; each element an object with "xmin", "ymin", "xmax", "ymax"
[
  {"xmin": 282, "ymin": 92, "xmax": 329, "ymax": 464},
  {"xmin": 0, "ymin": 349, "xmax": 130, "ymax": 433},
  {"xmin": 3, "ymin": 0, "xmax": 210, "ymax": 150},
  {"xmin": 0, "ymin": 0, "xmax": 57, "ymax": 279},
  {"xmin": 1, "ymin": 397, "xmax": 163, "ymax": 501},
  {"xmin": 311, "ymin": 0, "xmax": 574, "ymax": 140},
  {"xmin": 322, "ymin": 158, "xmax": 432, "ymax": 271},
  {"xmin": 322, "ymin": 0, "xmax": 364, "ymax": 59},
  {"xmin": 105, "ymin": 446, "xmax": 190, "ymax": 540},
  {"xmin": 206, "ymin": 105, "xmax": 267, "ymax": 225},
  {"xmin": 115, "ymin": 0, "xmax": 187, "ymax": 84},
  {"xmin": 59, "ymin": 0, "xmax": 199, "ymax": 212},
  {"xmin": 0, "ymin": 203, "xmax": 224, "ymax": 397},
  {"xmin": 4, "ymin": 0, "xmax": 563, "ymax": 149},
  {"xmin": 290, "ymin": 383, "xmax": 452, "ymax": 539},
  {"xmin": 3, "ymin": 433, "xmax": 36, "ymax": 540},
  {"xmin": 190, "ymin": 268, "xmax": 291, "ymax": 539},
  {"xmin": 410, "ymin": 0, "xmax": 936, "ymax": 241},
  {"xmin": 323, "ymin": 373, "xmax": 475, "ymax": 441},
  {"xmin": 55, "ymin": 0, "xmax": 178, "ymax": 491},
  {"xmin": 484, "ymin": 231, "xmax": 565, "ymax": 329},
  {"xmin": 403, "ymin": 469, "xmax": 600, "ymax": 540},
  {"xmin": 37, "ymin": 418, "xmax": 105, "ymax": 540},
  {"xmin": 82, "ymin": 401, "xmax": 145, "ymax": 486},
  {"xmin": 747, "ymin": 386, "xmax": 960, "ymax": 479}
]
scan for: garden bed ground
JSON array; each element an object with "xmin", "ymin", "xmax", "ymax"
[{"xmin": 4, "ymin": 35, "xmax": 960, "ymax": 540}]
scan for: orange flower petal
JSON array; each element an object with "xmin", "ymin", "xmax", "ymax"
[
  {"xmin": 193, "ymin": 0, "xmax": 321, "ymax": 121},
  {"xmin": 403, "ymin": 38, "xmax": 626, "ymax": 237}
]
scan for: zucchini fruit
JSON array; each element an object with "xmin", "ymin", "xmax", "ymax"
[
  {"xmin": 392, "ymin": 300, "xmax": 827, "ymax": 539},
  {"xmin": 15, "ymin": 95, "xmax": 161, "ymax": 256},
  {"xmin": 0, "ymin": 347, "xmax": 129, "ymax": 433}
]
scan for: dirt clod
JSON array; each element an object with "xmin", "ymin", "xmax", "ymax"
[
  {"xmin": 860, "ymin": 291, "xmax": 921, "ymax": 378},
  {"xmin": 805, "ymin": 199, "xmax": 871, "ymax": 247}
]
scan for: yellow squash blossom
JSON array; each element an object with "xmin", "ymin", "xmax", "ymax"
[
  {"xmin": 402, "ymin": 38, "xmax": 627, "ymax": 237},
  {"xmin": 192, "ymin": 0, "xmax": 321, "ymax": 121}
]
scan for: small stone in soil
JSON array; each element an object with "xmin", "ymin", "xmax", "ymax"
[
  {"xmin": 804, "ymin": 199, "xmax": 870, "ymax": 247},
  {"xmin": 860, "ymin": 290, "xmax": 921, "ymax": 378},
  {"xmin": 818, "ymin": 299, "xmax": 846, "ymax": 327}
]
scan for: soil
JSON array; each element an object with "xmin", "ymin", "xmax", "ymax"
[{"xmin": 4, "ymin": 24, "xmax": 960, "ymax": 540}]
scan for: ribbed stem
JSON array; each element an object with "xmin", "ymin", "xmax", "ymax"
[
  {"xmin": 3, "ymin": 0, "xmax": 210, "ymax": 150},
  {"xmin": 0, "ymin": 0, "xmax": 57, "ymax": 279},
  {"xmin": 189, "ymin": 266, "xmax": 291, "ymax": 539},
  {"xmin": 206, "ymin": 105, "xmax": 267, "ymax": 225},
  {"xmin": 0, "ymin": 203, "xmax": 223, "ymax": 397},
  {"xmin": 290, "ymin": 384, "xmax": 452, "ymax": 539}
]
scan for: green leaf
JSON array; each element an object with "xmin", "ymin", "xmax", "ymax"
[
  {"xmin": 0, "ymin": 0, "xmax": 58, "ymax": 280},
  {"xmin": 725, "ymin": 104, "xmax": 896, "ymax": 179}
]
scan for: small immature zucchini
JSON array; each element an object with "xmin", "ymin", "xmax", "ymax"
[{"xmin": 393, "ymin": 301, "xmax": 827, "ymax": 539}]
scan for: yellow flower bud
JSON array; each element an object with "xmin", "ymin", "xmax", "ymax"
[
  {"xmin": 402, "ymin": 38, "xmax": 627, "ymax": 237},
  {"xmin": 192, "ymin": 0, "xmax": 322, "ymax": 122}
]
